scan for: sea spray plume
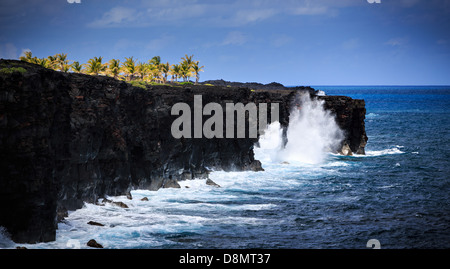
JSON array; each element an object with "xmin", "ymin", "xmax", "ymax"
[
  {"xmin": 282, "ymin": 93, "xmax": 344, "ymax": 164},
  {"xmin": 283, "ymin": 93, "xmax": 344, "ymax": 164},
  {"xmin": 254, "ymin": 121, "xmax": 284, "ymax": 164},
  {"xmin": 255, "ymin": 93, "xmax": 344, "ymax": 165}
]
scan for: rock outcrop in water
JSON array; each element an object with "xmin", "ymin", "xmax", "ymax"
[{"xmin": 0, "ymin": 59, "xmax": 367, "ymax": 243}]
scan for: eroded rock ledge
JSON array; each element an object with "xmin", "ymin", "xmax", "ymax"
[{"xmin": 0, "ymin": 60, "xmax": 366, "ymax": 243}]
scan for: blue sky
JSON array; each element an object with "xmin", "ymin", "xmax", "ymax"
[{"xmin": 1, "ymin": 0, "xmax": 449, "ymax": 85}]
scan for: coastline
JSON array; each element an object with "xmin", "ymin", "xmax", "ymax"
[{"xmin": 0, "ymin": 59, "xmax": 367, "ymax": 244}]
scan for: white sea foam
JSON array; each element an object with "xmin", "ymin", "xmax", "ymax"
[
  {"xmin": 15, "ymin": 172, "xmax": 279, "ymax": 249},
  {"xmin": 366, "ymin": 113, "xmax": 378, "ymax": 118},
  {"xmin": 365, "ymin": 147, "xmax": 405, "ymax": 156},
  {"xmin": 316, "ymin": 90, "xmax": 326, "ymax": 96},
  {"xmin": 322, "ymin": 161, "xmax": 350, "ymax": 167}
]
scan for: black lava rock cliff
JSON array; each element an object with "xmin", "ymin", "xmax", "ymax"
[{"xmin": 0, "ymin": 60, "xmax": 367, "ymax": 243}]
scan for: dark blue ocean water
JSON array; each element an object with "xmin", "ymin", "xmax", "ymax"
[
  {"xmin": 3, "ymin": 86, "xmax": 449, "ymax": 249},
  {"xmin": 308, "ymin": 86, "xmax": 450, "ymax": 248}
]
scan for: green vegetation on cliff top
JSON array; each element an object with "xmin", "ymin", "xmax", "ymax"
[{"xmin": 0, "ymin": 66, "xmax": 27, "ymax": 74}]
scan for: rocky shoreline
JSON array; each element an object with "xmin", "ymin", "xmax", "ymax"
[{"xmin": 0, "ymin": 59, "xmax": 367, "ymax": 243}]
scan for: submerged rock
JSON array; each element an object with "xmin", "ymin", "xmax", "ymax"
[
  {"xmin": 87, "ymin": 239, "xmax": 103, "ymax": 248},
  {"xmin": 100, "ymin": 198, "xmax": 128, "ymax": 208},
  {"xmin": 163, "ymin": 177, "xmax": 181, "ymax": 189},
  {"xmin": 206, "ymin": 178, "xmax": 221, "ymax": 188},
  {"xmin": 244, "ymin": 160, "xmax": 264, "ymax": 171},
  {"xmin": 112, "ymin": 201, "xmax": 129, "ymax": 208},
  {"xmin": 339, "ymin": 142, "xmax": 353, "ymax": 156},
  {"xmin": 101, "ymin": 198, "xmax": 113, "ymax": 204},
  {"xmin": 87, "ymin": 221, "xmax": 104, "ymax": 227}
]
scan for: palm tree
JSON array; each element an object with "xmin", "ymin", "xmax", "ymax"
[
  {"xmin": 146, "ymin": 63, "xmax": 160, "ymax": 83},
  {"xmin": 160, "ymin": 62, "xmax": 170, "ymax": 84},
  {"xmin": 29, "ymin": 57, "xmax": 40, "ymax": 65},
  {"xmin": 135, "ymin": 62, "xmax": 148, "ymax": 80},
  {"xmin": 122, "ymin": 57, "xmax": 137, "ymax": 81},
  {"xmin": 180, "ymin": 62, "xmax": 192, "ymax": 82},
  {"xmin": 181, "ymin": 54, "xmax": 194, "ymax": 69},
  {"xmin": 148, "ymin": 56, "xmax": 162, "ymax": 82},
  {"xmin": 62, "ymin": 63, "xmax": 71, "ymax": 73},
  {"xmin": 180, "ymin": 54, "xmax": 195, "ymax": 82},
  {"xmin": 19, "ymin": 51, "xmax": 33, "ymax": 62},
  {"xmin": 71, "ymin": 61, "xmax": 83, "ymax": 73},
  {"xmin": 55, "ymin": 53, "xmax": 69, "ymax": 72},
  {"xmin": 85, "ymin": 56, "xmax": 105, "ymax": 75},
  {"xmin": 149, "ymin": 56, "xmax": 161, "ymax": 67},
  {"xmin": 191, "ymin": 61, "xmax": 204, "ymax": 85},
  {"xmin": 169, "ymin": 64, "xmax": 181, "ymax": 82},
  {"xmin": 46, "ymin": 55, "xmax": 55, "ymax": 69},
  {"xmin": 19, "ymin": 51, "xmax": 43, "ymax": 66},
  {"xmin": 36, "ymin": 58, "xmax": 50, "ymax": 68},
  {"xmin": 108, "ymin": 59, "xmax": 121, "ymax": 79}
]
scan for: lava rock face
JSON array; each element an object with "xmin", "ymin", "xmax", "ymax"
[
  {"xmin": 0, "ymin": 60, "xmax": 367, "ymax": 243},
  {"xmin": 319, "ymin": 95, "xmax": 367, "ymax": 155}
]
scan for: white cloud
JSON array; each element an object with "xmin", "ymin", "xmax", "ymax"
[
  {"xmin": 284, "ymin": 0, "xmax": 358, "ymax": 16},
  {"xmin": 86, "ymin": 0, "xmax": 354, "ymax": 29},
  {"xmin": 87, "ymin": 7, "xmax": 140, "ymax": 28},
  {"xmin": 146, "ymin": 35, "xmax": 175, "ymax": 51},
  {"xmin": 271, "ymin": 34, "xmax": 293, "ymax": 48},
  {"xmin": 233, "ymin": 8, "xmax": 278, "ymax": 24},
  {"xmin": 222, "ymin": 31, "xmax": 248, "ymax": 46},
  {"xmin": 88, "ymin": 0, "xmax": 421, "ymax": 31},
  {"xmin": 290, "ymin": 6, "xmax": 328, "ymax": 16},
  {"xmin": 385, "ymin": 37, "xmax": 408, "ymax": 47},
  {"xmin": 342, "ymin": 38, "xmax": 360, "ymax": 50},
  {"xmin": 147, "ymin": 4, "xmax": 207, "ymax": 22},
  {"xmin": 0, "ymin": 43, "xmax": 18, "ymax": 59}
]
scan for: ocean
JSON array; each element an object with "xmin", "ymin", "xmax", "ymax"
[{"xmin": 1, "ymin": 86, "xmax": 449, "ymax": 249}]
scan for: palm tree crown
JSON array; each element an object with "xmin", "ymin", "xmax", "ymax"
[
  {"xmin": 122, "ymin": 57, "xmax": 136, "ymax": 81},
  {"xmin": 192, "ymin": 61, "xmax": 204, "ymax": 85},
  {"xmin": 71, "ymin": 61, "xmax": 83, "ymax": 73},
  {"xmin": 108, "ymin": 59, "xmax": 121, "ymax": 78},
  {"xmin": 55, "ymin": 53, "xmax": 69, "ymax": 72},
  {"xmin": 85, "ymin": 56, "xmax": 105, "ymax": 75}
]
